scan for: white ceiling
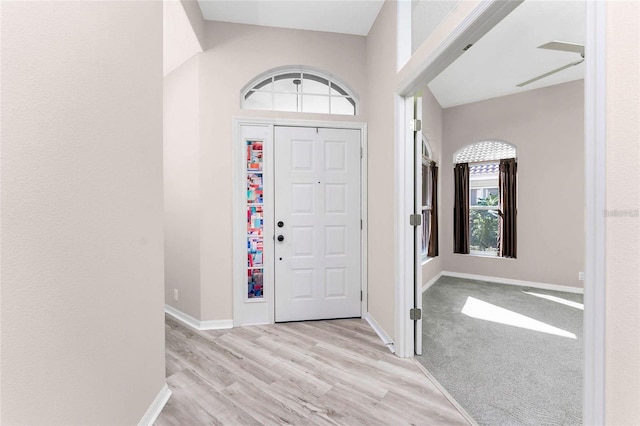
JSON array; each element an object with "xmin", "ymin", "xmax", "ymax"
[
  {"xmin": 194, "ymin": 1, "xmax": 585, "ymax": 107},
  {"xmin": 197, "ymin": 0, "xmax": 384, "ymax": 36},
  {"xmin": 428, "ymin": 1, "xmax": 586, "ymax": 108}
]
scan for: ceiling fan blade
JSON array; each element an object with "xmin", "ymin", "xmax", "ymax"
[
  {"xmin": 516, "ymin": 59, "xmax": 584, "ymax": 88},
  {"xmin": 538, "ymin": 41, "xmax": 585, "ymax": 56}
]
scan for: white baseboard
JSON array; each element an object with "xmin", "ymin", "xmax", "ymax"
[
  {"xmin": 411, "ymin": 359, "xmax": 479, "ymax": 426},
  {"xmin": 164, "ymin": 304, "xmax": 233, "ymax": 331},
  {"xmin": 363, "ymin": 312, "xmax": 395, "ymax": 353},
  {"xmin": 441, "ymin": 271, "xmax": 584, "ymax": 294},
  {"xmin": 138, "ymin": 383, "xmax": 171, "ymax": 426},
  {"xmin": 422, "ymin": 271, "xmax": 443, "ymax": 293}
]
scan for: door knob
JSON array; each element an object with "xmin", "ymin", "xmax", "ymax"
[{"xmin": 277, "ymin": 235, "xmax": 284, "ymax": 242}]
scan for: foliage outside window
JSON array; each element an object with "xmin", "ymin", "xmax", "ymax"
[
  {"xmin": 469, "ymin": 164, "xmax": 499, "ymax": 256},
  {"xmin": 469, "ymin": 181, "xmax": 500, "ymax": 256}
]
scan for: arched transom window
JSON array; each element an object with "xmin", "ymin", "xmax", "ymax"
[{"xmin": 241, "ymin": 67, "xmax": 358, "ymax": 115}]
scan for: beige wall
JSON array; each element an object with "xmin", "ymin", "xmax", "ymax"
[
  {"xmin": 164, "ymin": 55, "xmax": 202, "ymax": 320},
  {"xmin": 421, "ymin": 87, "xmax": 444, "ymax": 286},
  {"xmin": 365, "ymin": 0, "xmax": 397, "ymax": 338},
  {"xmin": 439, "ymin": 80, "xmax": 585, "ymax": 288},
  {"xmin": 170, "ymin": 22, "xmax": 367, "ymax": 321},
  {"xmin": 163, "ymin": 0, "xmax": 203, "ymax": 77},
  {"xmin": 0, "ymin": 1, "xmax": 166, "ymax": 424},
  {"xmin": 605, "ymin": 1, "xmax": 640, "ymax": 424},
  {"xmin": 181, "ymin": 0, "xmax": 206, "ymax": 50}
]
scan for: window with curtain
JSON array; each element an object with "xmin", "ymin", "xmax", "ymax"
[
  {"xmin": 421, "ymin": 138, "xmax": 438, "ymax": 259},
  {"xmin": 454, "ymin": 140, "xmax": 517, "ymax": 258}
]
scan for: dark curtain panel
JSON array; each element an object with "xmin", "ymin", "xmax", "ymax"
[
  {"xmin": 427, "ymin": 162, "xmax": 439, "ymax": 257},
  {"xmin": 499, "ymin": 158, "xmax": 517, "ymax": 258},
  {"xmin": 453, "ymin": 163, "xmax": 469, "ymax": 254}
]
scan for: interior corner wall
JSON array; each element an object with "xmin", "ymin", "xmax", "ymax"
[
  {"xmin": 440, "ymin": 80, "xmax": 585, "ymax": 288},
  {"xmin": 421, "ymin": 86, "xmax": 444, "ymax": 285},
  {"xmin": 605, "ymin": 1, "xmax": 640, "ymax": 423},
  {"xmin": 365, "ymin": 0, "xmax": 397, "ymax": 340},
  {"xmin": 197, "ymin": 21, "xmax": 367, "ymax": 321},
  {"xmin": 164, "ymin": 54, "xmax": 202, "ymax": 320},
  {"xmin": 180, "ymin": 0, "xmax": 206, "ymax": 50},
  {"xmin": 1, "ymin": 2, "xmax": 166, "ymax": 424}
]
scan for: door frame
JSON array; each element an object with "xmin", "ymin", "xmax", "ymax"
[
  {"xmin": 393, "ymin": 1, "xmax": 606, "ymax": 424},
  {"xmin": 232, "ymin": 117, "xmax": 368, "ymax": 327}
]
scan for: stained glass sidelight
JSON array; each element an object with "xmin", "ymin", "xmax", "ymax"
[
  {"xmin": 246, "ymin": 140, "xmax": 264, "ymax": 299},
  {"xmin": 247, "ymin": 174, "xmax": 263, "ymax": 203},
  {"xmin": 247, "ymin": 236, "xmax": 264, "ymax": 267},
  {"xmin": 247, "ymin": 269, "xmax": 263, "ymax": 299},
  {"xmin": 247, "ymin": 206, "xmax": 263, "ymax": 235},
  {"xmin": 247, "ymin": 140, "xmax": 263, "ymax": 171}
]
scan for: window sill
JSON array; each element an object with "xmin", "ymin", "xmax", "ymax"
[
  {"xmin": 453, "ymin": 252, "xmax": 514, "ymax": 260},
  {"xmin": 421, "ymin": 256, "xmax": 436, "ymax": 266},
  {"xmin": 469, "ymin": 250, "xmax": 498, "ymax": 257}
]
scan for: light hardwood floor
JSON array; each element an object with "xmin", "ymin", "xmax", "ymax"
[{"xmin": 156, "ymin": 315, "xmax": 470, "ymax": 425}]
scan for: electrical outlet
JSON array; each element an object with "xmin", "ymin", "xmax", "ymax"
[
  {"xmin": 174, "ymin": 289, "xmax": 179, "ymax": 301},
  {"xmin": 578, "ymin": 272, "xmax": 585, "ymax": 281}
]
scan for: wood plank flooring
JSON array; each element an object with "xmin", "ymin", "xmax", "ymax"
[{"xmin": 156, "ymin": 315, "xmax": 470, "ymax": 426}]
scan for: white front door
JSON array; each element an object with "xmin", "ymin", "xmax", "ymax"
[{"xmin": 274, "ymin": 126, "xmax": 361, "ymax": 322}]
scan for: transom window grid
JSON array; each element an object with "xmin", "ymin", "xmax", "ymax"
[{"xmin": 243, "ymin": 71, "xmax": 357, "ymax": 115}]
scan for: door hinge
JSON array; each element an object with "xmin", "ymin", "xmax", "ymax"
[
  {"xmin": 410, "ymin": 308, "xmax": 422, "ymax": 320},
  {"xmin": 409, "ymin": 214, "xmax": 422, "ymax": 226},
  {"xmin": 360, "ymin": 147, "xmax": 363, "ymax": 158},
  {"xmin": 360, "ymin": 290, "xmax": 363, "ymax": 301},
  {"xmin": 410, "ymin": 119, "xmax": 422, "ymax": 132},
  {"xmin": 360, "ymin": 219, "xmax": 363, "ymax": 230}
]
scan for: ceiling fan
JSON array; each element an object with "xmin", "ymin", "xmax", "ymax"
[{"xmin": 516, "ymin": 41, "xmax": 585, "ymax": 87}]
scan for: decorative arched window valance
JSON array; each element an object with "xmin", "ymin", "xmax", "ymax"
[
  {"xmin": 454, "ymin": 140, "xmax": 516, "ymax": 164},
  {"xmin": 241, "ymin": 66, "xmax": 358, "ymax": 115}
]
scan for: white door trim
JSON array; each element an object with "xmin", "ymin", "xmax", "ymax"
[
  {"xmin": 232, "ymin": 117, "xmax": 368, "ymax": 326},
  {"xmin": 413, "ymin": 96, "xmax": 423, "ymax": 356},
  {"xmin": 583, "ymin": 1, "xmax": 607, "ymax": 423},
  {"xmin": 394, "ymin": 95, "xmax": 415, "ymax": 358},
  {"xmin": 397, "ymin": 1, "xmax": 523, "ymax": 98},
  {"xmin": 393, "ymin": 0, "xmax": 606, "ymax": 422}
]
